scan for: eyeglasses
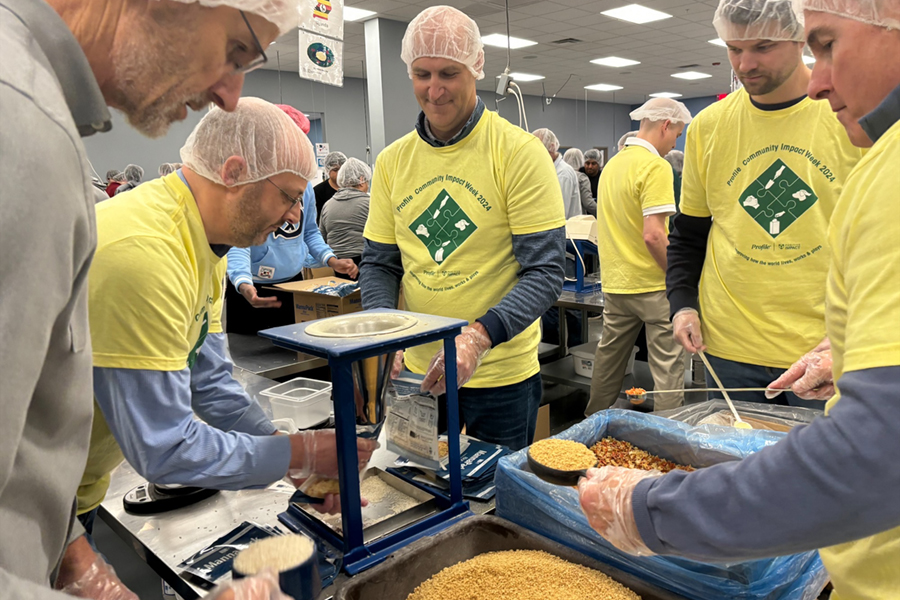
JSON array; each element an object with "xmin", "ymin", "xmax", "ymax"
[
  {"xmin": 266, "ymin": 178, "xmax": 303, "ymax": 209},
  {"xmin": 231, "ymin": 11, "xmax": 268, "ymax": 74}
]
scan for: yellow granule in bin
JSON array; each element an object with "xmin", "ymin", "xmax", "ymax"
[
  {"xmin": 529, "ymin": 439, "xmax": 597, "ymax": 471},
  {"xmin": 406, "ymin": 550, "xmax": 641, "ymax": 600}
]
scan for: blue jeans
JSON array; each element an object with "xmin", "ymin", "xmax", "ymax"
[
  {"xmin": 704, "ymin": 354, "xmax": 824, "ymax": 410},
  {"xmin": 438, "ymin": 373, "xmax": 542, "ymax": 451},
  {"xmin": 77, "ymin": 507, "xmax": 102, "ymax": 554}
]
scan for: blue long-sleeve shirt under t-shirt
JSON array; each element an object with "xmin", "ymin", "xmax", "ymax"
[
  {"xmin": 227, "ymin": 185, "xmax": 336, "ymax": 288},
  {"xmin": 93, "ymin": 332, "xmax": 290, "ymax": 489},
  {"xmin": 632, "ymin": 366, "xmax": 900, "ymax": 561}
]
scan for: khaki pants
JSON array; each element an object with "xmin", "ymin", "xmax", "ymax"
[{"xmin": 587, "ymin": 290, "xmax": 685, "ymax": 414}]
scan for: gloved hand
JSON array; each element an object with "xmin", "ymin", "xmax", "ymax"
[
  {"xmin": 766, "ymin": 338, "xmax": 834, "ymax": 400},
  {"xmin": 328, "ymin": 257, "xmax": 359, "ymax": 279},
  {"xmin": 672, "ymin": 308, "xmax": 705, "ymax": 354},
  {"xmin": 239, "ymin": 283, "xmax": 282, "ymax": 309},
  {"xmin": 390, "ymin": 350, "xmax": 405, "ymax": 379},
  {"xmin": 206, "ymin": 569, "xmax": 291, "ymax": 600},
  {"xmin": 58, "ymin": 555, "xmax": 138, "ymax": 599},
  {"xmin": 577, "ymin": 466, "xmax": 661, "ymax": 556},
  {"xmin": 286, "ymin": 429, "xmax": 378, "ymax": 481},
  {"xmin": 420, "ymin": 325, "xmax": 492, "ymax": 396}
]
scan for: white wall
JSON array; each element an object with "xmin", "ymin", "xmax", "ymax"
[{"xmin": 83, "ymin": 69, "xmax": 677, "ymax": 179}]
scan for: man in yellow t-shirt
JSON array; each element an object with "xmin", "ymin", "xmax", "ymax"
[
  {"xmin": 577, "ymin": 1, "xmax": 900, "ymax": 597},
  {"xmin": 359, "ymin": 6, "xmax": 566, "ymax": 451},
  {"xmin": 587, "ymin": 98, "xmax": 692, "ymax": 415},
  {"xmin": 78, "ymin": 98, "xmax": 376, "ymax": 529},
  {"xmin": 667, "ymin": 0, "xmax": 863, "ymax": 408}
]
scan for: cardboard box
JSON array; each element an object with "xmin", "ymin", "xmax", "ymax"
[{"xmin": 268, "ymin": 278, "xmax": 362, "ymax": 323}]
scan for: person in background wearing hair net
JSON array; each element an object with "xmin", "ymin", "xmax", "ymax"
[
  {"xmin": 585, "ymin": 99, "xmax": 691, "ymax": 415},
  {"xmin": 579, "ymin": 3, "xmax": 900, "ymax": 594},
  {"xmin": 314, "ymin": 151, "xmax": 348, "ymax": 219},
  {"xmin": 226, "ymin": 104, "xmax": 357, "ymax": 335},
  {"xmin": 105, "ymin": 170, "xmax": 124, "ymax": 197},
  {"xmin": 663, "ymin": 149, "xmax": 684, "ymax": 212},
  {"xmin": 319, "ymin": 158, "xmax": 372, "ymax": 277},
  {"xmin": 0, "ymin": 0, "xmax": 306, "ymax": 597},
  {"xmin": 533, "ymin": 128, "xmax": 583, "ymax": 219},
  {"xmin": 581, "ymin": 148, "xmax": 603, "ymax": 200},
  {"xmin": 361, "ymin": 6, "xmax": 566, "ymax": 451},
  {"xmin": 563, "ymin": 147, "xmax": 597, "ymax": 216},
  {"xmin": 617, "ymin": 131, "xmax": 638, "ymax": 152},
  {"xmin": 158, "ymin": 162, "xmax": 177, "ymax": 177},
  {"xmin": 71, "ymin": 98, "xmax": 376, "ymax": 594},
  {"xmin": 112, "ymin": 163, "xmax": 144, "ymax": 195},
  {"xmin": 666, "ymin": 0, "xmax": 863, "ymax": 407}
]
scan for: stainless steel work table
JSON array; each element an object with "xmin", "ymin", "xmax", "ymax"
[{"xmin": 97, "ymin": 367, "xmax": 494, "ymax": 600}]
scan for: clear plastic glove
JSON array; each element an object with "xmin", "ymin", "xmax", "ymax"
[
  {"xmin": 577, "ymin": 466, "xmax": 661, "ymax": 556},
  {"xmin": 286, "ymin": 429, "xmax": 378, "ymax": 482},
  {"xmin": 420, "ymin": 325, "xmax": 492, "ymax": 396},
  {"xmin": 58, "ymin": 555, "xmax": 138, "ymax": 599},
  {"xmin": 206, "ymin": 569, "xmax": 291, "ymax": 600},
  {"xmin": 390, "ymin": 349, "xmax": 405, "ymax": 379},
  {"xmin": 239, "ymin": 283, "xmax": 281, "ymax": 309},
  {"xmin": 672, "ymin": 308, "xmax": 705, "ymax": 354},
  {"xmin": 766, "ymin": 338, "xmax": 834, "ymax": 400},
  {"xmin": 328, "ymin": 257, "xmax": 359, "ymax": 279}
]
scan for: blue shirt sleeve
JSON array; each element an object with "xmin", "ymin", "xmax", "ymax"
[
  {"xmin": 226, "ymin": 246, "xmax": 253, "ymax": 289},
  {"xmin": 301, "ymin": 185, "xmax": 336, "ymax": 268},
  {"xmin": 93, "ymin": 363, "xmax": 291, "ymax": 490},
  {"xmin": 632, "ymin": 366, "xmax": 900, "ymax": 561},
  {"xmin": 191, "ymin": 332, "xmax": 276, "ymax": 436}
]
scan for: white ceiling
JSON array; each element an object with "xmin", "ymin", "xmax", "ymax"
[{"xmin": 264, "ymin": 0, "xmax": 734, "ymax": 105}]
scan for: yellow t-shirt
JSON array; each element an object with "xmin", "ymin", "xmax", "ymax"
[
  {"xmin": 819, "ymin": 120, "xmax": 900, "ymax": 600},
  {"xmin": 77, "ymin": 172, "xmax": 223, "ymax": 513},
  {"xmin": 681, "ymin": 90, "xmax": 863, "ymax": 367},
  {"xmin": 210, "ymin": 259, "xmax": 227, "ymax": 335},
  {"xmin": 597, "ymin": 139, "xmax": 675, "ymax": 294},
  {"xmin": 364, "ymin": 109, "xmax": 566, "ymax": 387}
]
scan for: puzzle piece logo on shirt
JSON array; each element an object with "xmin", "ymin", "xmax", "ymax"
[
  {"xmin": 408, "ymin": 189, "xmax": 478, "ymax": 264},
  {"xmin": 739, "ymin": 159, "xmax": 818, "ymax": 238}
]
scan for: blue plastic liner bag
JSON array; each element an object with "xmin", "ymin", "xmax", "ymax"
[{"xmin": 495, "ymin": 409, "xmax": 828, "ymax": 600}]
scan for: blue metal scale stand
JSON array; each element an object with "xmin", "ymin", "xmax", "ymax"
[
  {"xmin": 259, "ymin": 309, "xmax": 471, "ymax": 575},
  {"xmin": 562, "ymin": 239, "xmax": 601, "ymax": 294}
]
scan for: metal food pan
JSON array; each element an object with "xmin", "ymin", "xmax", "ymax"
[{"xmin": 336, "ymin": 515, "xmax": 687, "ymax": 600}]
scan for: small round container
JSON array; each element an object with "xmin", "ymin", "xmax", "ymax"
[{"xmin": 233, "ymin": 533, "xmax": 321, "ymax": 600}]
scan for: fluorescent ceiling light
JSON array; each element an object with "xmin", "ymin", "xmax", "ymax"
[
  {"xmin": 601, "ymin": 4, "xmax": 672, "ymax": 24},
  {"xmin": 509, "ymin": 72, "xmax": 545, "ymax": 82},
  {"xmin": 344, "ymin": 7, "xmax": 376, "ymax": 21},
  {"xmin": 649, "ymin": 92, "xmax": 683, "ymax": 98},
  {"xmin": 591, "ymin": 56, "xmax": 641, "ymax": 68},
  {"xmin": 802, "ymin": 54, "xmax": 815, "ymax": 65},
  {"xmin": 709, "ymin": 38, "xmax": 727, "ymax": 47},
  {"xmin": 585, "ymin": 83, "xmax": 624, "ymax": 91},
  {"xmin": 482, "ymin": 33, "xmax": 538, "ymax": 49},
  {"xmin": 671, "ymin": 71, "xmax": 712, "ymax": 80}
]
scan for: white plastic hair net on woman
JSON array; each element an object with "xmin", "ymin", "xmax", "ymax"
[
  {"xmin": 401, "ymin": 6, "xmax": 485, "ymax": 80},
  {"xmin": 532, "ymin": 128, "xmax": 560, "ymax": 154},
  {"xmin": 713, "ymin": 0, "xmax": 805, "ymax": 41},
  {"xmin": 629, "ymin": 98, "xmax": 693, "ymax": 125},
  {"xmin": 563, "ymin": 148, "xmax": 585, "ymax": 171},
  {"xmin": 617, "ymin": 131, "xmax": 638, "ymax": 151},
  {"xmin": 180, "ymin": 96, "xmax": 317, "ymax": 186},
  {"xmin": 336, "ymin": 158, "xmax": 372, "ymax": 189},
  {"xmin": 797, "ymin": 0, "xmax": 900, "ymax": 29},
  {"xmin": 324, "ymin": 151, "xmax": 347, "ymax": 171},
  {"xmin": 168, "ymin": 0, "xmax": 303, "ymax": 36}
]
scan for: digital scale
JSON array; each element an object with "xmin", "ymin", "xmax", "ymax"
[{"xmin": 123, "ymin": 483, "xmax": 218, "ymax": 515}]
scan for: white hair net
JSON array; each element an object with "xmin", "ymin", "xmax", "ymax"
[
  {"xmin": 584, "ymin": 149, "xmax": 602, "ymax": 163},
  {"xmin": 630, "ymin": 98, "xmax": 693, "ymax": 125},
  {"xmin": 324, "ymin": 151, "xmax": 347, "ymax": 171},
  {"xmin": 123, "ymin": 164, "xmax": 144, "ymax": 183},
  {"xmin": 563, "ymin": 148, "xmax": 584, "ymax": 171},
  {"xmin": 180, "ymin": 96, "xmax": 317, "ymax": 186},
  {"xmin": 532, "ymin": 128, "xmax": 560, "ymax": 154},
  {"xmin": 401, "ymin": 6, "xmax": 485, "ymax": 80},
  {"xmin": 617, "ymin": 131, "xmax": 638, "ymax": 151},
  {"xmin": 336, "ymin": 158, "xmax": 372, "ymax": 189},
  {"xmin": 168, "ymin": 0, "xmax": 303, "ymax": 36},
  {"xmin": 713, "ymin": 0, "xmax": 805, "ymax": 41},
  {"xmin": 798, "ymin": 0, "xmax": 900, "ymax": 29}
]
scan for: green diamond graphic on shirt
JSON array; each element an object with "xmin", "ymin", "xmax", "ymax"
[
  {"xmin": 739, "ymin": 159, "xmax": 818, "ymax": 238},
  {"xmin": 409, "ymin": 189, "xmax": 477, "ymax": 263}
]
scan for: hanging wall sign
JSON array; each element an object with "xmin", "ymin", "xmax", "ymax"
[
  {"xmin": 298, "ymin": 30, "xmax": 344, "ymax": 87},
  {"xmin": 299, "ymin": 0, "xmax": 344, "ymax": 40}
]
